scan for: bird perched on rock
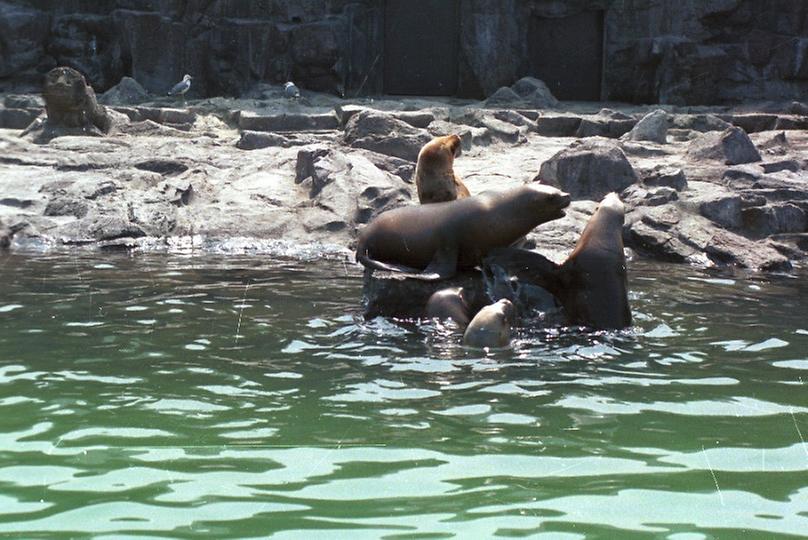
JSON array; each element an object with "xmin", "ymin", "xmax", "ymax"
[
  {"xmin": 284, "ymin": 81, "xmax": 300, "ymax": 99},
  {"xmin": 168, "ymin": 74, "xmax": 192, "ymax": 97}
]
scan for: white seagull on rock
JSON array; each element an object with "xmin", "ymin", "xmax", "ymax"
[
  {"xmin": 168, "ymin": 74, "xmax": 192, "ymax": 96},
  {"xmin": 284, "ymin": 81, "xmax": 300, "ymax": 99}
]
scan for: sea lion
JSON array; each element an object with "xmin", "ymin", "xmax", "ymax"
[
  {"xmin": 355, "ymin": 184, "xmax": 571, "ymax": 280},
  {"xmin": 463, "ymin": 299, "xmax": 515, "ymax": 348},
  {"xmin": 484, "ymin": 192, "xmax": 631, "ymax": 330},
  {"xmin": 0, "ymin": 228, "xmax": 10, "ymax": 249},
  {"xmin": 415, "ymin": 134, "xmax": 470, "ymax": 204},
  {"xmin": 425, "ymin": 287, "xmax": 472, "ymax": 327}
]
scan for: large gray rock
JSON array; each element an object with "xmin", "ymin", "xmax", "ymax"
[
  {"xmin": 742, "ymin": 204, "xmax": 808, "ymax": 238},
  {"xmin": 341, "ymin": 110, "xmax": 432, "ymax": 162},
  {"xmin": 362, "ymin": 270, "xmax": 489, "ymax": 320},
  {"xmin": 537, "ymin": 138, "xmax": 639, "ymax": 200},
  {"xmin": 294, "ymin": 145, "xmax": 412, "ymax": 231},
  {"xmin": 686, "ymin": 127, "xmax": 762, "ymax": 165},
  {"xmin": 625, "ymin": 205, "xmax": 792, "ymax": 271}
]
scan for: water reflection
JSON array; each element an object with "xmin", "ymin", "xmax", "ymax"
[{"xmin": 0, "ymin": 251, "xmax": 807, "ymax": 537}]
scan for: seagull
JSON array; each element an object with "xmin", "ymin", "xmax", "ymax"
[
  {"xmin": 168, "ymin": 74, "xmax": 192, "ymax": 97},
  {"xmin": 284, "ymin": 81, "xmax": 300, "ymax": 99}
]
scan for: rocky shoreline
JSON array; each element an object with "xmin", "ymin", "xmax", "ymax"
[{"xmin": 1, "ymin": 78, "xmax": 807, "ymax": 274}]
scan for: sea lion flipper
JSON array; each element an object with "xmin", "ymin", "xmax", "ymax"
[
  {"xmin": 420, "ymin": 243, "xmax": 459, "ymax": 281},
  {"xmin": 357, "ymin": 253, "xmax": 423, "ymax": 274}
]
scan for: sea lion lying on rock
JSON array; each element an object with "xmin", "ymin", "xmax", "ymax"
[
  {"xmin": 485, "ymin": 193, "xmax": 631, "ymax": 330},
  {"xmin": 415, "ymin": 134, "xmax": 470, "ymax": 204},
  {"xmin": 356, "ymin": 184, "xmax": 571, "ymax": 280},
  {"xmin": 463, "ymin": 299, "xmax": 516, "ymax": 348}
]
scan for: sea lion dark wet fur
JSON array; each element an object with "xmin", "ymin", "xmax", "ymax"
[
  {"xmin": 425, "ymin": 287, "xmax": 472, "ymax": 327},
  {"xmin": 485, "ymin": 192, "xmax": 631, "ymax": 330},
  {"xmin": 356, "ymin": 184, "xmax": 571, "ymax": 280}
]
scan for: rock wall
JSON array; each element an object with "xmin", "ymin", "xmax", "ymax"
[{"xmin": 1, "ymin": 0, "xmax": 807, "ymax": 104}]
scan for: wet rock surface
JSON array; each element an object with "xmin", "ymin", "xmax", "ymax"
[{"xmin": 1, "ymin": 84, "xmax": 808, "ymax": 274}]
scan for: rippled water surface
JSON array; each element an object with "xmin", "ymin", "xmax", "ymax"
[{"xmin": 1, "ymin": 251, "xmax": 807, "ymax": 539}]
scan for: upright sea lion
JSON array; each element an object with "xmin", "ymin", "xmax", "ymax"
[
  {"xmin": 464, "ymin": 299, "xmax": 515, "ymax": 348},
  {"xmin": 356, "ymin": 184, "xmax": 571, "ymax": 280},
  {"xmin": 484, "ymin": 192, "xmax": 631, "ymax": 330},
  {"xmin": 425, "ymin": 287, "xmax": 472, "ymax": 327},
  {"xmin": 415, "ymin": 134, "xmax": 470, "ymax": 204}
]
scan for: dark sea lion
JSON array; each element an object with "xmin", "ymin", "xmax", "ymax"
[
  {"xmin": 425, "ymin": 287, "xmax": 472, "ymax": 327},
  {"xmin": 463, "ymin": 299, "xmax": 515, "ymax": 348},
  {"xmin": 415, "ymin": 134, "xmax": 470, "ymax": 204},
  {"xmin": 355, "ymin": 184, "xmax": 571, "ymax": 280},
  {"xmin": 485, "ymin": 192, "xmax": 631, "ymax": 330}
]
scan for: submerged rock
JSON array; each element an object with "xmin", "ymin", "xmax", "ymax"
[{"xmin": 362, "ymin": 270, "xmax": 489, "ymax": 320}]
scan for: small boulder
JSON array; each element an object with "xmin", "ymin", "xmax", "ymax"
[
  {"xmin": 511, "ymin": 77, "xmax": 559, "ymax": 108},
  {"xmin": 484, "ymin": 86, "xmax": 522, "ymax": 106},
  {"xmin": 643, "ymin": 167, "xmax": 687, "ymax": 191},
  {"xmin": 485, "ymin": 77, "xmax": 559, "ymax": 109},
  {"xmin": 575, "ymin": 110, "xmax": 636, "ymax": 138},
  {"xmin": 626, "ymin": 109, "xmax": 668, "ymax": 144},
  {"xmin": 686, "ymin": 127, "xmax": 762, "ymax": 165},
  {"xmin": 693, "ymin": 192, "xmax": 743, "ymax": 229},
  {"xmin": 537, "ymin": 138, "xmax": 639, "ymax": 200},
  {"xmin": 98, "ymin": 77, "xmax": 149, "ymax": 105},
  {"xmin": 670, "ymin": 114, "xmax": 732, "ymax": 132}
]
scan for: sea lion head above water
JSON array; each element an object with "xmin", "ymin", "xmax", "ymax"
[
  {"xmin": 556, "ymin": 192, "xmax": 631, "ymax": 329},
  {"xmin": 425, "ymin": 287, "xmax": 472, "ymax": 327},
  {"xmin": 463, "ymin": 298, "xmax": 516, "ymax": 348},
  {"xmin": 415, "ymin": 134, "xmax": 470, "ymax": 204}
]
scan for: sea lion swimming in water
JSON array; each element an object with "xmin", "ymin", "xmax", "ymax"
[
  {"xmin": 415, "ymin": 134, "xmax": 470, "ymax": 204},
  {"xmin": 425, "ymin": 287, "xmax": 472, "ymax": 327},
  {"xmin": 463, "ymin": 299, "xmax": 515, "ymax": 348},
  {"xmin": 355, "ymin": 184, "xmax": 571, "ymax": 280},
  {"xmin": 484, "ymin": 192, "xmax": 631, "ymax": 330}
]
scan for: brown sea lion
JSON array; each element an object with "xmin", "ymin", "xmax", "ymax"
[
  {"xmin": 425, "ymin": 287, "xmax": 472, "ymax": 327},
  {"xmin": 463, "ymin": 299, "xmax": 515, "ymax": 348},
  {"xmin": 484, "ymin": 193, "xmax": 631, "ymax": 330},
  {"xmin": 355, "ymin": 184, "xmax": 571, "ymax": 280},
  {"xmin": 415, "ymin": 134, "xmax": 470, "ymax": 204}
]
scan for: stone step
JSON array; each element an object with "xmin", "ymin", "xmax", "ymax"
[
  {"xmin": 238, "ymin": 111, "xmax": 339, "ymax": 132},
  {"xmin": 0, "ymin": 108, "xmax": 42, "ymax": 129}
]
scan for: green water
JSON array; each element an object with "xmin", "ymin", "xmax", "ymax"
[{"xmin": 1, "ymin": 251, "xmax": 807, "ymax": 539}]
